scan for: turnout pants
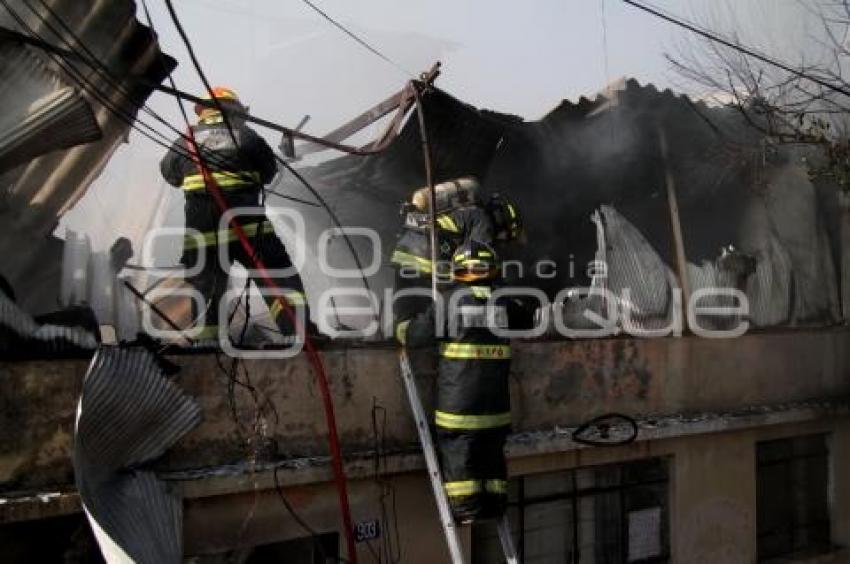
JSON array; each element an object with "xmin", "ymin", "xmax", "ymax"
[
  {"xmin": 180, "ymin": 216, "xmax": 311, "ymax": 341},
  {"xmin": 437, "ymin": 427, "xmax": 509, "ymax": 522}
]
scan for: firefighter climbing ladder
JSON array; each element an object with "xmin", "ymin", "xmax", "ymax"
[{"xmin": 398, "ymin": 350, "xmax": 518, "ymax": 564}]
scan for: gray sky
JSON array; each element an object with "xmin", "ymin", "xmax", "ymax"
[{"xmin": 60, "ymin": 0, "xmax": 817, "ymax": 250}]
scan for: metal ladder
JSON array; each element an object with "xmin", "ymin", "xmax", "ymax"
[{"xmin": 399, "ymin": 350, "xmax": 519, "ymax": 564}]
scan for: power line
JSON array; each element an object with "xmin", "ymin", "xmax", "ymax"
[
  {"xmin": 7, "ymin": 0, "xmax": 377, "ymax": 323},
  {"xmin": 25, "ymin": 0, "xmax": 257, "ymax": 175},
  {"xmin": 162, "ymin": 0, "xmax": 241, "ymax": 151},
  {"xmin": 0, "ymin": 1, "xmax": 178, "ymax": 156},
  {"xmin": 140, "ymin": 0, "xmax": 193, "ymax": 130},
  {"xmin": 272, "ymin": 154, "xmax": 380, "ymax": 322},
  {"xmin": 0, "ymin": 24, "xmax": 397, "ymax": 156},
  {"xmin": 600, "ymin": 0, "xmax": 611, "ymax": 86},
  {"xmin": 4, "ymin": 1, "xmax": 242, "ymax": 174},
  {"xmin": 22, "ymin": 0, "xmax": 241, "ymax": 173},
  {"xmin": 622, "ymin": 0, "xmax": 850, "ymax": 99},
  {"xmin": 300, "ymin": 0, "xmax": 414, "ymax": 78},
  {"xmin": 32, "ymin": 0, "xmax": 184, "ymax": 143}
]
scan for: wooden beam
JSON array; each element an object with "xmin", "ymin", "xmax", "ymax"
[{"xmin": 658, "ymin": 127, "xmax": 691, "ymax": 328}]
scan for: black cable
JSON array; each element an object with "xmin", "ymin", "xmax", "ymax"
[
  {"xmin": 622, "ymin": 0, "xmax": 850, "ymax": 100},
  {"xmin": 152, "ymin": 15, "xmax": 334, "ymax": 553},
  {"xmin": 370, "ymin": 398, "xmax": 401, "ymax": 564},
  {"xmin": 0, "ymin": 24, "xmax": 400, "ymax": 157},
  {"xmin": 265, "ymin": 189, "xmax": 322, "ymax": 208},
  {"xmin": 571, "ymin": 413, "xmax": 639, "ymax": 447},
  {"xmin": 139, "ymin": 0, "xmax": 192, "ymax": 129},
  {"xmin": 2, "ymin": 15, "xmax": 389, "ymax": 309},
  {"xmin": 4, "ymin": 0, "xmax": 240, "ymax": 193},
  {"xmin": 300, "ymin": 0, "xmax": 413, "ymax": 78},
  {"xmin": 155, "ymin": 0, "xmax": 268, "ymax": 456},
  {"xmin": 139, "ymin": 0, "xmax": 227, "ymax": 338},
  {"xmin": 162, "ymin": 0, "xmax": 241, "ymax": 151},
  {"xmin": 1, "ymin": 0, "xmax": 181, "ymax": 157},
  {"xmin": 274, "ymin": 154, "xmax": 380, "ymax": 323},
  {"xmin": 11, "ymin": 0, "xmax": 240, "ymax": 174},
  {"xmin": 30, "ymin": 0, "xmax": 231, "ymax": 167},
  {"xmin": 12, "ymin": 0, "xmax": 377, "ymax": 333},
  {"xmin": 162, "ymin": 0, "xmax": 300, "ymax": 351},
  {"xmin": 122, "ymin": 280, "xmax": 194, "ymax": 344}
]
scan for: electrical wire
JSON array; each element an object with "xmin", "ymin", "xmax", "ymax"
[
  {"xmin": 13, "ymin": 7, "xmax": 392, "ymax": 552},
  {"xmin": 138, "ymin": 0, "xmax": 225, "ymax": 341},
  {"xmin": 32, "ymin": 0, "xmax": 199, "ymax": 149},
  {"xmin": 273, "ymin": 154, "xmax": 380, "ymax": 323},
  {"xmin": 300, "ymin": 0, "xmax": 414, "ymax": 79},
  {"xmin": 622, "ymin": 0, "xmax": 850, "ymax": 100},
  {"xmin": 0, "ymin": 0, "xmax": 185, "ymax": 160},
  {"xmin": 162, "ymin": 0, "xmax": 241, "ymax": 150},
  {"xmin": 370, "ymin": 398, "xmax": 401, "ymax": 564},
  {"xmin": 571, "ymin": 413, "xmax": 638, "ymax": 447},
  {"xmin": 600, "ymin": 0, "xmax": 611, "ymax": 87},
  {"xmin": 140, "ymin": 0, "xmax": 192, "ymax": 128},
  {"xmin": 160, "ymin": 0, "xmax": 324, "ymax": 342},
  {"xmin": 14, "ymin": 0, "xmax": 241, "ymax": 174},
  {"xmin": 0, "ymin": 24, "xmax": 408, "ymax": 156}
]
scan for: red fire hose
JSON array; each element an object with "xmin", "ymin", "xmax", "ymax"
[{"xmin": 184, "ymin": 130, "xmax": 358, "ymax": 563}]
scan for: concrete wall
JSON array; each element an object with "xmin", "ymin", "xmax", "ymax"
[
  {"xmin": 2, "ymin": 331, "xmax": 849, "ymax": 561},
  {"xmin": 180, "ymin": 418, "xmax": 850, "ymax": 562},
  {"xmin": 2, "ymin": 329, "xmax": 849, "ymax": 492}
]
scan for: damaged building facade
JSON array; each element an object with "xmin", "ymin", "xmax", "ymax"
[{"xmin": 1, "ymin": 1, "xmax": 850, "ymax": 562}]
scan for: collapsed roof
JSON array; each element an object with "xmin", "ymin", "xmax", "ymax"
[
  {"xmin": 276, "ymin": 78, "xmax": 841, "ymax": 330},
  {"xmin": 0, "ymin": 0, "xmax": 174, "ymax": 315},
  {"xmin": 0, "ymin": 4, "xmax": 840, "ymax": 338}
]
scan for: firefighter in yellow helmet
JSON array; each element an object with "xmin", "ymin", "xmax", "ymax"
[
  {"xmin": 397, "ymin": 239, "xmax": 513, "ymax": 523},
  {"xmin": 160, "ymin": 86, "xmax": 318, "ymax": 343}
]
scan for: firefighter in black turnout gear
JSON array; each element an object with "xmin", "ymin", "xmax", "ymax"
[
  {"xmin": 390, "ymin": 176, "xmax": 494, "ymax": 323},
  {"xmin": 397, "ymin": 240, "xmax": 513, "ymax": 523},
  {"xmin": 159, "ymin": 87, "xmax": 313, "ymax": 341}
]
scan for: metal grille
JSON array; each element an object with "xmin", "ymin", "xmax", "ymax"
[
  {"xmin": 473, "ymin": 458, "xmax": 670, "ymax": 564},
  {"xmin": 757, "ymin": 434, "xmax": 831, "ymax": 561}
]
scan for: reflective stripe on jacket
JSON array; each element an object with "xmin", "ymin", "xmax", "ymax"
[
  {"xmin": 390, "ymin": 206, "xmax": 494, "ymax": 275},
  {"xmin": 403, "ymin": 283, "xmax": 512, "ymax": 431},
  {"xmin": 181, "ymin": 170, "xmax": 261, "ymax": 191},
  {"xmin": 183, "ymin": 221, "xmax": 276, "ymax": 249},
  {"xmin": 444, "ymin": 479, "xmax": 507, "ymax": 498}
]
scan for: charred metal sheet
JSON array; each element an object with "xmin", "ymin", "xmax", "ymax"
[
  {"xmin": 486, "ymin": 78, "xmax": 841, "ymax": 326},
  {"xmin": 273, "ymin": 87, "xmax": 515, "ymax": 328},
  {"xmin": 601, "ymin": 205, "xmax": 676, "ymax": 329},
  {"xmin": 0, "ymin": 290, "xmax": 96, "ymax": 358},
  {"xmin": 0, "ymin": 41, "xmax": 100, "ymax": 172},
  {"xmin": 74, "ymin": 347, "xmax": 200, "ymax": 564},
  {"xmin": 0, "ymin": 0, "xmax": 175, "ymax": 315}
]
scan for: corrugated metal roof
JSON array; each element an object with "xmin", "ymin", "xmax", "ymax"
[
  {"xmin": 0, "ymin": 289, "xmax": 97, "ymax": 356},
  {"xmin": 0, "ymin": 81, "xmax": 102, "ymax": 171},
  {"xmin": 0, "ymin": 0, "xmax": 175, "ymax": 314},
  {"xmin": 74, "ymin": 347, "xmax": 200, "ymax": 563},
  {"xmin": 270, "ymin": 78, "xmax": 839, "ymax": 328}
]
